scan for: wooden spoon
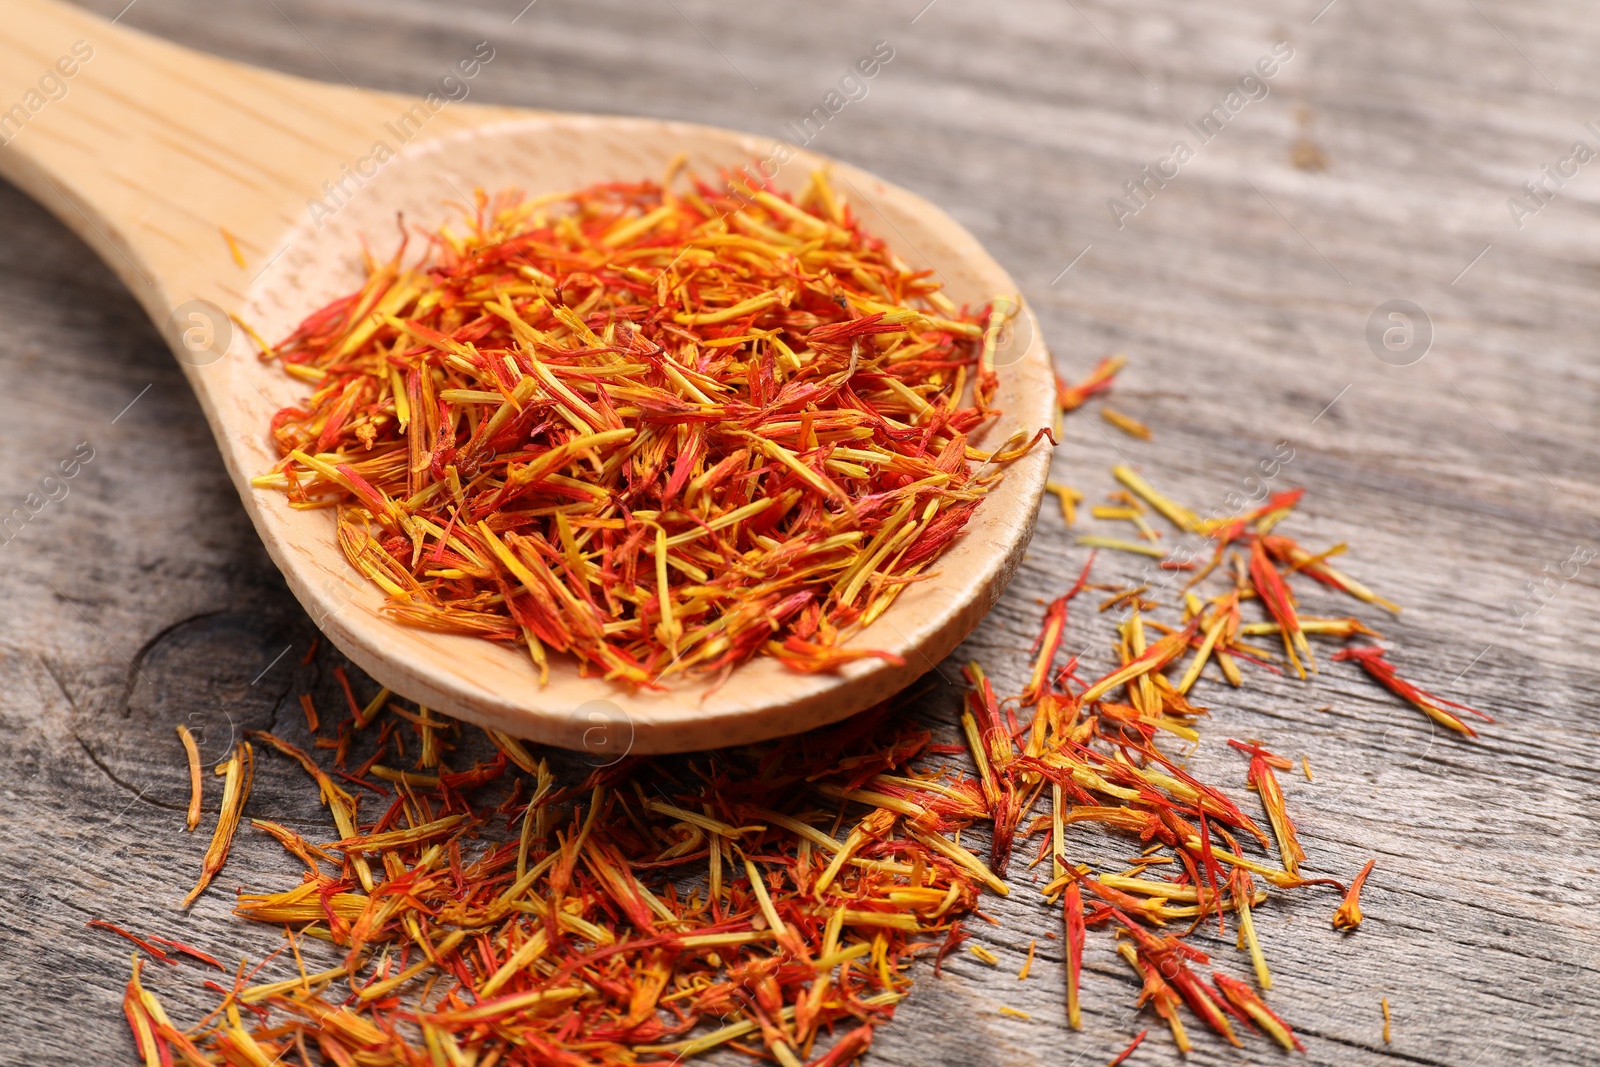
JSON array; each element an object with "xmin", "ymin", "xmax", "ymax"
[{"xmin": 0, "ymin": 0, "xmax": 1054, "ymax": 754}]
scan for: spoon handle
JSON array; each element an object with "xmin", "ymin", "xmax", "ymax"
[{"xmin": 0, "ymin": 0, "xmax": 447, "ymax": 326}]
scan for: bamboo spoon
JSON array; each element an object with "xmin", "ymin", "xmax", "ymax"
[{"xmin": 0, "ymin": 0, "xmax": 1054, "ymax": 753}]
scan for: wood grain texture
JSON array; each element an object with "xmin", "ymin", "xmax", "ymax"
[{"xmin": 2, "ymin": 0, "xmax": 1597, "ymax": 1065}]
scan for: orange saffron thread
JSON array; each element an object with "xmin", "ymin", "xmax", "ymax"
[
  {"xmin": 1333, "ymin": 857, "xmax": 1377, "ymax": 931},
  {"xmin": 177, "ymin": 724, "xmax": 202, "ymax": 831}
]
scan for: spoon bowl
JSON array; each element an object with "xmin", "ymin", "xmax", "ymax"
[{"xmin": 0, "ymin": 1, "xmax": 1054, "ymax": 753}]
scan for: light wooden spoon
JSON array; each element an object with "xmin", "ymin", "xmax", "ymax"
[{"xmin": 0, "ymin": 0, "xmax": 1054, "ymax": 754}]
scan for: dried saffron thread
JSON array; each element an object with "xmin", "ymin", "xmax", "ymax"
[
  {"xmin": 89, "ymin": 921, "xmax": 178, "ymax": 966},
  {"xmin": 1100, "ymin": 407, "xmax": 1151, "ymax": 441},
  {"xmin": 1228, "ymin": 739, "xmax": 1305, "ymax": 876},
  {"xmin": 1047, "ymin": 481, "xmax": 1082, "ymax": 525},
  {"xmin": 253, "ymin": 170, "xmax": 1039, "ymax": 687},
  {"xmin": 1105, "ymin": 1029, "xmax": 1148, "ymax": 1067},
  {"xmin": 1333, "ymin": 857, "xmax": 1377, "ymax": 931},
  {"xmin": 1056, "ymin": 354, "xmax": 1125, "ymax": 412},
  {"xmin": 1213, "ymin": 971, "xmax": 1305, "ymax": 1052},
  {"xmin": 176, "ymin": 724, "xmax": 202, "ymax": 832},
  {"xmin": 1331, "ymin": 646, "xmax": 1490, "ymax": 737},
  {"xmin": 298, "ymin": 692, "xmax": 319, "ymax": 733},
  {"xmin": 220, "ymin": 226, "xmax": 247, "ymax": 269}
]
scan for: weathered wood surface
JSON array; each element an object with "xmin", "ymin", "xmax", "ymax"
[{"xmin": 2, "ymin": 1, "xmax": 1598, "ymax": 1065}]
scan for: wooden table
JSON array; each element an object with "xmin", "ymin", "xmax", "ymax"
[{"xmin": 3, "ymin": 1, "xmax": 1596, "ymax": 1064}]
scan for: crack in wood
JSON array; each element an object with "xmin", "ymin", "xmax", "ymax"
[{"xmin": 71, "ymin": 734, "xmax": 186, "ymax": 814}]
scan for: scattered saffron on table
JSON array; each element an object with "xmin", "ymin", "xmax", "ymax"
[
  {"xmin": 1382, "ymin": 995, "xmax": 1392, "ymax": 1043},
  {"xmin": 115, "ymin": 313, "xmax": 1494, "ymax": 1061},
  {"xmin": 125, "ymin": 699, "xmax": 1001, "ymax": 1064}
]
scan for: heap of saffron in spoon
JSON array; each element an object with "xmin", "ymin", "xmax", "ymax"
[{"xmin": 251, "ymin": 170, "xmax": 1040, "ymax": 686}]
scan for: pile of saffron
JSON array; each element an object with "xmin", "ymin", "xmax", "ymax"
[
  {"xmin": 111, "ymin": 309, "xmax": 1492, "ymax": 1060},
  {"xmin": 250, "ymin": 169, "xmax": 1040, "ymax": 685}
]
